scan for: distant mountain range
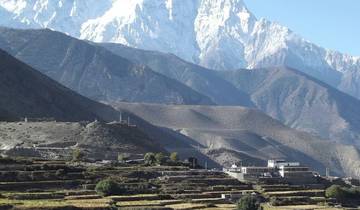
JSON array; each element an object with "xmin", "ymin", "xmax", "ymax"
[
  {"xmin": 1, "ymin": 0, "xmax": 359, "ymax": 99},
  {"xmin": 100, "ymin": 42, "xmax": 253, "ymax": 107},
  {"xmin": 0, "ymin": 27, "xmax": 214, "ymax": 105},
  {"xmin": 219, "ymin": 67, "xmax": 360, "ymax": 147},
  {"xmin": 1, "ymin": 26, "xmax": 360, "ymax": 148},
  {"xmin": 1, "ymin": 0, "xmax": 360, "ymax": 178},
  {"xmin": 0, "ymin": 47, "xmax": 216, "ymax": 164},
  {"xmin": 99, "ymin": 42, "xmax": 360, "ymax": 147}
]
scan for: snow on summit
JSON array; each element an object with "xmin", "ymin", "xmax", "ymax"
[{"xmin": 0, "ymin": 0, "xmax": 360, "ymax": 98}]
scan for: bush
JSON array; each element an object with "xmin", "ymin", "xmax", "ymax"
[
  {"xmin": 155, "ymin": 153, "xmax": 167, "ymax": 165},
  {"xmin": 118, "ymin": 153, "xmax": 130, "ymax": 162},
  {"xmin": 144, "ymin": 153, "xmax": 156, "ymax": 165},
  {"xmin": 170, "ymin": 152, "xmax": 178, "ymax": 162},
  {"xmin": 270, "ymin": 196, "xmax": 311, "ymax": 206},
  {"xmin": 237, "ymin": 195, "xmax": 260, "ymax": 210},
  {"xmin": 72, "ymin": 149, "xmax": 85, "ymax": 162},
  {"xmin": 325, "ymin": 185, "xmax": 360, "ymax": 203},
  {"xmin": 95, "ymin": 178, "xmax": 124, "ymax": 196},
  {"xmin": 325, "ymin": 185, "xmax": 346, "ymax": 202}
]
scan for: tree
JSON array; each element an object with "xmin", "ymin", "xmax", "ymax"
[
  {"xmin": 155, "ymin": 153, "xmax": 167, "ymax": 165},
  {"xmin": 118, "ymin": 153, "xmax": 130, "ymax": 163},
  {"xmin": 325, "ymin": 185, "xmax": 347, "ymax": 202},
  {"xmin": 72, "ymin": 148, "xmax": 85, "ymax": 162},
  {"xmin": 237, "ymin": 195, "xmax": 260, "ymax": 210},
  {"xmin": 170, "ymin": 152, "xmax": 178, "ymax": 162},
  {"xmin": 144, "ymin": 152, "xmax": 156, "ymax": 165},
  {"xmin": 95, "ymin": 178, "xmax": 123, "ymax": 196}
]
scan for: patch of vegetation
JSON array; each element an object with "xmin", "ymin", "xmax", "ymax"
[
  {"xmin": 269, "ymin": 196, "xmax": 312, "ymax": 206},
  {"xmin": 155, "ymin": 153, "xmax": 167, "ymax": 165},
  {"xmin": 325, "ymin": 184, "xmax": 360, "ymax": 205},
  {"xmin": 144, "ymin": 153, "xmax": 156, "ymax": 165},
  {"xmin": 95, "ymin": 178, "xmax": 125, "ymax": 196},
  {"xmin": 118, "ymin": 153, "xmax": 130, "ymax": 163},
  {"xmin": 170, "ymin": 152, "xmax": 178, "ymax": 162},
  {"xmin": 237, "ymin": 195, "xmax": 261, "ymax": 210},
  {"xmin": 72, "ymin": 149, "xmax": 85, "ymax": 162}
]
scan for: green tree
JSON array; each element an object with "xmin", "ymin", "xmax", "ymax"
[
  {"xmin": 155, "ymin": 153, "xmax": 167, "ymax": 165},
  {"xmin": 72, "ymin": 148, "xmax": 84, "ymax": 162},
  {"xmin": 237, "ymin": 195, "xmax": 260, "ymax": 210},
  {"xmin": 170, "ymin": 152, "xmax": 178, "ymax": 162},
  {"xmin": 95, "ymin": 178, "xmax": 123, "ymax": 196},
  {"xmin": 118, "ymin": 153, "xmax": 130, "ymax": 163},
  {"xmin": 325, "ymin": 185, "xmax": 347, "ymax": 202},
  {"xmin": 144, "ymin": 152, "xmax": 156, "ymax": 165}
]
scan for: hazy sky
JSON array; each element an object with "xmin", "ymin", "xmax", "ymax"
[{"xmin": 245, "ymin": 0, "xmax": 360, "ymax": 56}]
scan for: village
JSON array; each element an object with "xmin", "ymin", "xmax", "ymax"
[
  {"xmin": 0, "ymin": 119, "xmax": 359, "ymax": 209},
  {"xmin": 0, "ymin": 146, "xmax": 359, "ymax": 210}
]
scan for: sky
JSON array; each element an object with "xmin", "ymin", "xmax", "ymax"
[{"xmin": 245, "ymin": 0, "xmax": 360, "ymax": 56}]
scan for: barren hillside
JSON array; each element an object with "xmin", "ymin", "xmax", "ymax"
[{"xmin": 114, "ymin": 102, "xmax": 360, "ymax": 178}]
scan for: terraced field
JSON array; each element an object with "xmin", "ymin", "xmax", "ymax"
[
  {"xmin": 256, "ymin": 184, "xmax": 345, "ymax": 210},
  {"xmin": 0, "ymin": 158, "xmax": 353, "ymax": 209},
  {"xmin": 0, "ymin": 158, "xmax": 246, "ymax": 209}
]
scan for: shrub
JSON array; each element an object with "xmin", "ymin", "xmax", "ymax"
[
  {"xmin": 170, "ymin": 152, "xmax": 178, "ymax": 162},
  {"xmin": 155, "ymin": 153, "xmax": 167, "ymax": 165},
  {"xmin": 95, "ymin": 178, "xmax": 123, "ymax": 196},
  {"xmin": 270, "ymin": 196, "xmax": 311, "ymax": 206},
  {"xmin": 325, "ymin": 185, "xmax": 346, "ymax": 201},
  {"xmin": 237, "ymin": 195, "xmax": 260, "ymax": 210},
  {"xmin": 118, "ymin": 153, "xmax": 130, "ymax": 162},
  {"xmin": 325, "ymin": 185, "xmax": 360, "ymax": 203},
  {"xmin": 144, "ymin": 153, "xmax": 156, "ymax": 165},
  {"xmin": 72, "ymin": 148, "xmax": 85, "ymax": 162}
]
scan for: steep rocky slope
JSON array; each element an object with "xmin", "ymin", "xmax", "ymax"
[
  {"xmin": 114, "ymin": 102, "xmax": 360, "ymax": 178},
  {"xmin": 1, "ymin": 0, "xmax": 359, "ymax": 99},
  {"xmin": 219, "ymin": 67, "xmax": 360, "ymax": 146},
  {"xmin": 0, "ymin": 27, "xmax": 214, "ymax": 105},
  {"xmin": 100, "ymin": 42, "xmax": 253, "ymax": 106},
  {"xmin": 0, "ymin": 49, "xmax": 119, "ymax": 122}
]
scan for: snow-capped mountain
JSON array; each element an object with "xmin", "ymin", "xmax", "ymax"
[{"xmin": 0, "ymin": 0, "xmax": 359, "ymax": 98}]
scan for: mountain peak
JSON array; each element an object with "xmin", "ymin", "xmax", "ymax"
[{"xmin": 1, "ymin": 0, "xmax": 360, "ymax": 99}]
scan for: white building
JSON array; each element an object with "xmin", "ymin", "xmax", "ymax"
[
  {"xmin": 224, "ymin": 159, "xmax": 316, "ymax": 184},
  {"xmin": 267, "ymin": 160, "xmax": 300, "ymax": 168}
]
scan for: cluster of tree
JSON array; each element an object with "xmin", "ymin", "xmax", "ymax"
[
  {"xmin": 325, "ymin": 185, "xmax": 360, "ymax": 204},
  {"xmin": 70, "ymin": 148, "xmax": 180, "ymax": 166},
  {"xmin": 143, "ymin": 152, "xmax": 178, "ymax": 166},
  {"xmin": 237, "ymin": 195, "xmax": 261, "ymax": 210},
  {"xmin": 95, "ymin": 178, "xmax": 126, "ymax": 196}
]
